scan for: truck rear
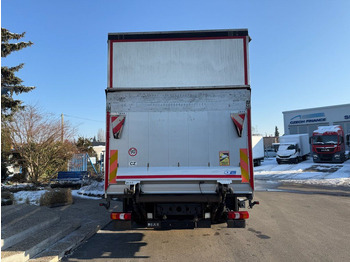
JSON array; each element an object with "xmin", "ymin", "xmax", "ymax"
[{"xmin": 103, "ymin": 29, "xmax": 257, "ymax": 229}]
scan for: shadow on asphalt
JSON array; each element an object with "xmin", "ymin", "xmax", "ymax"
[
  {"xmin": 63, "ymin": 222, "xmax": 149, "ymax": 261},
  {"xmin": 255, "ymin": 180, "xmax": 350, "ymax": 197},
  {"xmin": 276, "ymin": 184, "xmax": 350, "ymax": 197},
  {"xmin": 303, "ymin": 165, "xmax": 343, "ymax": 173}
]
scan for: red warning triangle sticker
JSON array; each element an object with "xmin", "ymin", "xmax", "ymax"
[{"xmin": 231, "ymin": 113, "xmax": 246, "ymax": 137}]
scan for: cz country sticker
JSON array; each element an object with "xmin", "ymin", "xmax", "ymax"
[{"xmin": 128, "ymin": 147, "xmax": 137, "ymax": 157}]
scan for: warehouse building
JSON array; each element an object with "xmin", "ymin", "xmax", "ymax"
[{"xmin": 283, "ymin": 104, "xmax": 350, "ymax": 142}]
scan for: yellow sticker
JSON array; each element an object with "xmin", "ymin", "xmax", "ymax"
[{"xmin": 219, "ymin": 151, "xmax": 230, "ymax": 166}]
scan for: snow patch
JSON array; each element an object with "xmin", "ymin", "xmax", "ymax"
[
  {"xmin": 76, "ymin": 181, "xmax": 104, "ymax": 197},
  {"xmin": 314, "ymin": 125, "xmax": 341, "ymax": 134},
  {"xmin": 13, "ymin": 190, "xmax": 47, "ymax": 205},
  {"xmin": 255, "ymin": 158, "xmax": 350, "ymax": 187}
]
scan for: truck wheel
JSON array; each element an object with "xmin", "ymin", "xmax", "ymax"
[{"xmin": 341, "ymin": 153, "xmax": 346, "ymax": 163}]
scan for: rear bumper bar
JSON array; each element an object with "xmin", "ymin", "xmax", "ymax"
[{"xmin": 106, "ymin": 181, "xmax": 253, "ymax": 196}]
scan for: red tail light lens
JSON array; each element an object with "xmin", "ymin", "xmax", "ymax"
[
  {"xmin": 110, "ymin": 212, "xmax": 132, "ymax": 220},
  {"xmin": 228, "ymin": 211, "xmax": 249, "ymax": 220}
]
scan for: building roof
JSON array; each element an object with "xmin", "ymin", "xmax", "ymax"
[
  {"xmin": 91, "ymin": 141, "xmax": 105, "ymax": 147},
  {"xmin": 283, "ymin": 103, "xmax": 350, "ymax": 114}
]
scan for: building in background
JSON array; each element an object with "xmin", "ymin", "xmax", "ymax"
[
  {"xmin": 263, "ymin": 136, "xmax": 279, "ymax": 149},
  {"xmin": 283, "ymin": 104, "xmax": 350, "ymax": 150},
  {"xmin": 91, "ymin": 140, "xmax": 105, "ymax": 161}
]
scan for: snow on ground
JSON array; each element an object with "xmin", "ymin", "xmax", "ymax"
[
  {"xmin": 72, "ymin": 180, "xmax": 104, "ymax": 200},
  {"xmin": 71, "ymin": 190, "xmax": 102, "ymax": 200},
  {"xmin": 256, "ymin": 158, "xmax": 350, "ymax": 187},
  {"xmin": 11, "ymin": 188, "xmax": 103, "ymax": 206},
  {"xmin": 2, "ymin": 183, "xmax": 38, "ymax": 191},
  {"xmin": 5, "ymin": 181, "xmax": 104, "ymax": 206},
  {"xmin": 13, "ymin": 190, "xmax": 47, "ymax": 205},
  {"xmin": 5, "ymin": 158, "xmax": 350, "ymax": 206}
]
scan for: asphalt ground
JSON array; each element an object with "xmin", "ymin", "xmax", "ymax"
[{"xmin": 63, "ymin": 185, "xmax": 350, "ymax": 262}]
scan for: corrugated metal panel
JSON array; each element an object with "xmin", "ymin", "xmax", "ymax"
[{"xmin": 111, "ymin": 39, "xmax": 245, "ymax": 88}]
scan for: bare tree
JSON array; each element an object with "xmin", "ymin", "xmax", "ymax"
[
  {"xmin": 6, "ymin": 105, "xmax": 77, "ymax": 184},
  {"xmin": 97, "ymin": 128, "xmax": 105, "ymax": 142}
]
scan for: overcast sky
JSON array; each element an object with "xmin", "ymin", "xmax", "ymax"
[{"xmin": 2, "ymin": 0, "xmax": 350, "ymax": 138}]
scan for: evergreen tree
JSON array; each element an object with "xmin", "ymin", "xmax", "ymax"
[
  {"xmin": 1, "ymin": 28, "xmax": 35, "ymax": 120},
  {"xmin": 75, "ymin": 137, "xmax": 95, "ymax": 156},
  {"xmin": 274, "ymin": 126, "xmax": 280, "ymax": 137},
  {"xmin": 1, "ymin": 28, "xmax": 35, "ymax": 180}
]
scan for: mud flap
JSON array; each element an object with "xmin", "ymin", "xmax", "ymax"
[
  {"xmin": 227, "ymin": 219, "xmax": 246, "ymax": 228},
  {"xmin": 196, "ymin": 220, "xmax": 211, "ymax": 228},
  {"xmin": 114, "ymin": 220, "xmax": 132, "ymax": 230}
]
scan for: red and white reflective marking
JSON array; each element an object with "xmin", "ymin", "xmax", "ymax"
[
  {"xmin": 111, "ymin": 115, "xmax": 125, "ymax": 139},
  {"xmin": 230, "ymin": 113, "xmax": 246, "ymax": 137}
]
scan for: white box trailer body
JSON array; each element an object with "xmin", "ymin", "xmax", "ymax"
[
  {"xmin": 105, "ymin": 29, "xmax": 256, "ymax": 229},
  {"xmin": 252, "ymin": 135, "xmax": 264, "ymax": 166},
  {"xmin": 276, "ymin": 134, "xmax": 310, "ymax": 164}
]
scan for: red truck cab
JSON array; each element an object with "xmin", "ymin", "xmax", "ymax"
[{"xmin": 311, "ymin": 125, "xmax": 348, "ymax": 163}]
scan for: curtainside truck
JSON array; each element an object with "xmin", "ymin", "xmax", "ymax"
[{"xmin": 102, "ymin": 29, "xmax": 258, "ymax": 229}]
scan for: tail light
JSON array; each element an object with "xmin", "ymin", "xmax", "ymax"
[
  {"xmin": 110, "ymin": 212, "xmax": 132, "ymax": 220},
  {"xmin": 228, "ymin": 211, "xmax": 249, "ymax": 220}
]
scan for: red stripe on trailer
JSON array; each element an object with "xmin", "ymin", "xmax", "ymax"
[
  {"xmin": 109, "ymin": 40, "xmax": 114, "ymax": 88},
  {"xmin": 247, "ymin": 108, "xmax": 254, "ymax": 190},
  {"xmin": 108, "ymin": 36, "xmax": 248, "ymax": 89},
  {"xmin": 115, "ymin": 174, "xmax": 241, "ymax": 180},
  {"xmin": 105, "ymin": 111, "xmax": 110, "ymax": 191},
  {"xmin": 243, "ymin": 36, "xmax": 248, "ymax": 86}
]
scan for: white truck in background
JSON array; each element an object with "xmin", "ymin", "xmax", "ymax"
[
  {"xmin": 102, "ymin": 29, "xmax": 258, "ymax": 229},
  {"xmin": 276, "ymin": 134, "xmax": 310, "ymax": 164},
  {"xmin": 252, "ymin": 135, "xmax": 264, "ymax": 166}
]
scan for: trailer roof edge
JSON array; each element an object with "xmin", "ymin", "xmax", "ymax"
[{"xmin": 108, "ymin": 29, "xmax": 249, "ymax": 40}]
